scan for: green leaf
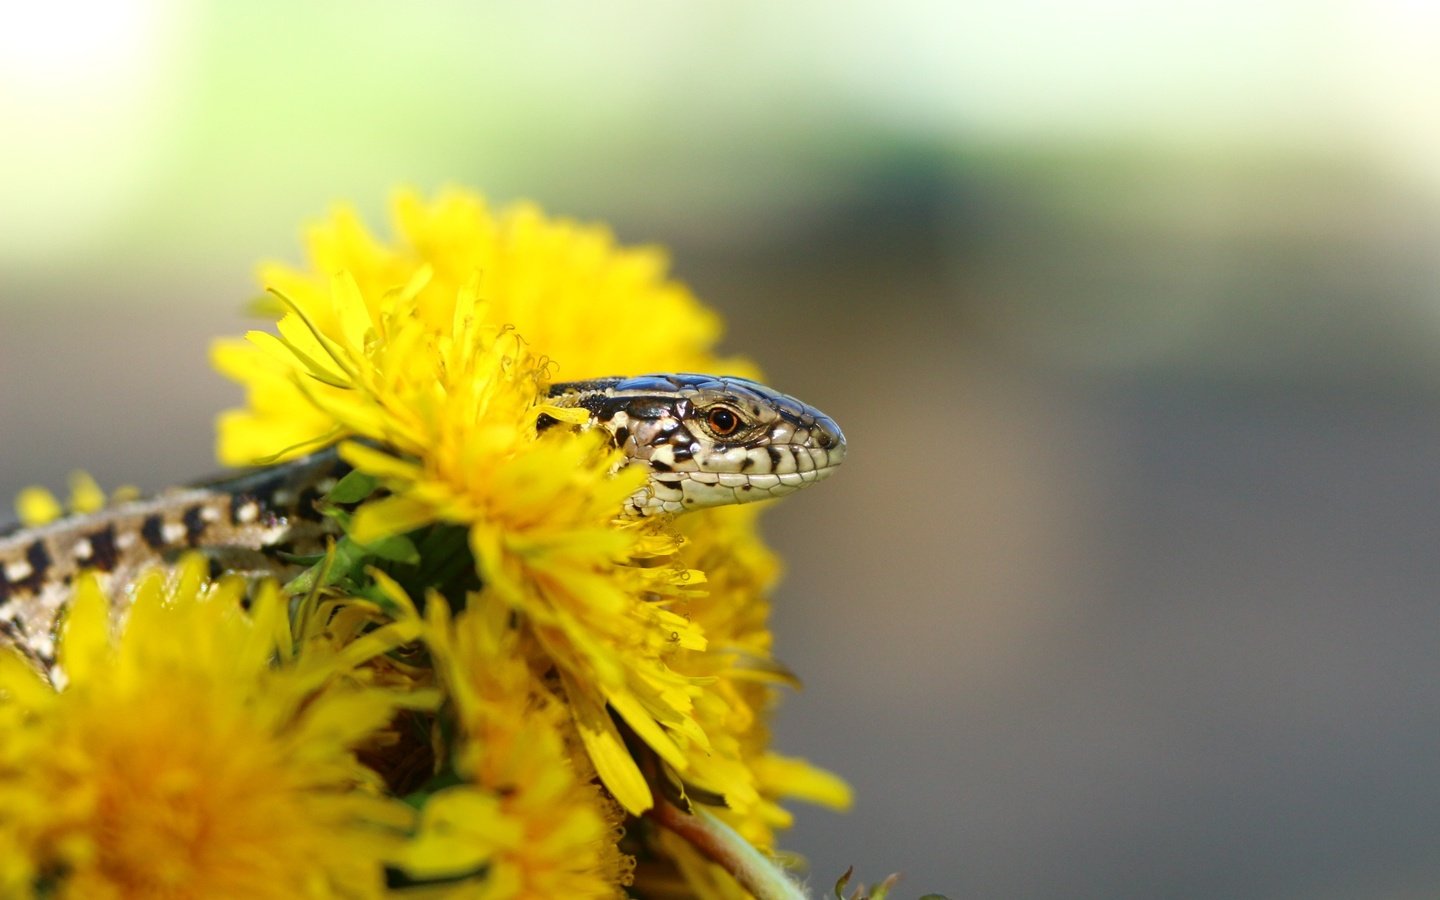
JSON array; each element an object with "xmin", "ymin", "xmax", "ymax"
[
  {"xmin": 362, "ymin": 534, "xmax": 421, "ymax": 565},
  {"xmin": 326, "ymin": 469, "xmax": 380, "ymax": 504}
]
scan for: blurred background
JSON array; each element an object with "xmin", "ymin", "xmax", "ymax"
[{"xmin": 5, "ymin": 2, "xmax": 1440, "ymax": 897}]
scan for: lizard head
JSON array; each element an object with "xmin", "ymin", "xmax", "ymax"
[{"xmin": 545, "ymin": 373, "xmax": 846, "ymax": 516}]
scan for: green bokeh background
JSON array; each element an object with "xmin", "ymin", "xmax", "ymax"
[{"xmin": 6, "ymin": 3, "xmax": 1440, "ymax": 897}]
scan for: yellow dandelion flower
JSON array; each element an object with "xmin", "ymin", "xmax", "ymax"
[
  {"xmin": 214, "ymin": 189, "xmax": 755, "ymax": 467},
  {"xmin": 0, "ymin": 556, "xmax": 425, "ymax": 900},
  {"xmin": 286, "ymin": 188, "xmax": 747, "ymax": 375},
  {"xmin": 396, "ymin": 594, "xmax": 629, "ymax": 899},
  {"xmin": 12, "ymin": 487, "xmax": 61, "ymax": 527}
]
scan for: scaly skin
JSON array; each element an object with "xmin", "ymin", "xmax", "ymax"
[
  {"xmin": 0, "ymin": 373, "xmax": 845, "ymax": 670},
  {"xmin": 545, "ymin": 373, "xmax": 846, "ymax": 515}
]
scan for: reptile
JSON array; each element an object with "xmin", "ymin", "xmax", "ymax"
[{"xmin": 0, "ymin": 373, "xmax": 846, "ymax": 669}]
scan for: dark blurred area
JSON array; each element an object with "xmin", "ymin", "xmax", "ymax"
[{"xmin": 6, "ymin": 4, "xmax": 1440, "ymax": 897}]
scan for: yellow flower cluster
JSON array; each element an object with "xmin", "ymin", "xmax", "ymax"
[
  {"xmin": 213, "ymin": 190, "xmax": 849, "ymax": 893},
  {"xmin": 0, "ymin": 557, "xmax": 423, "ymax": 899},
  {"xmin": 3, "ymin": 189, "xmax": 849, "ymax": 898},
  {"xmin": 397, "ymin": 592, "xmax": 631, "ymax": 897}
]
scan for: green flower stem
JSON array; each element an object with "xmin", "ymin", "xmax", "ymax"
[{"xmin": 649, "ymin": 799, "xmax": 810, "ymax": 900}]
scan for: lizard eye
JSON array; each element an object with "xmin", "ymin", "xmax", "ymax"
[{"xmin": 705, "ymin": 405, "xmax": 742, "ymax": 437}]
